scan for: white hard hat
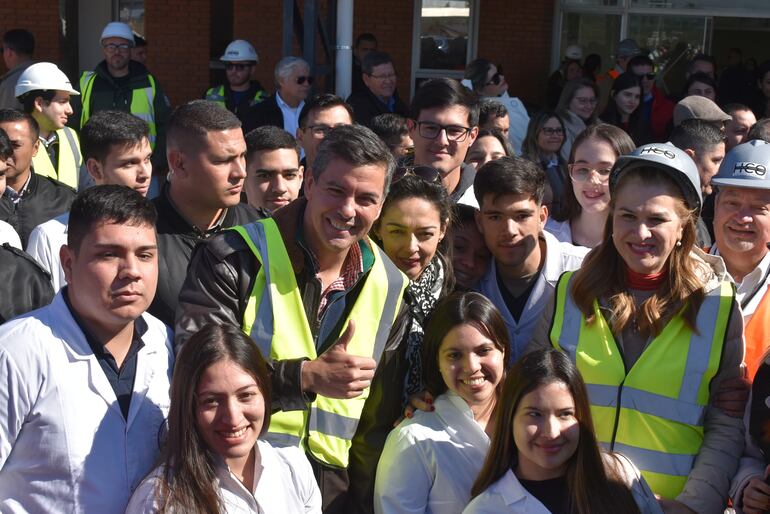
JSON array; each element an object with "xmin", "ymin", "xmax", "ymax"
[
  {"xmin": 221, "ymin": 40, "xmax": 258, "ymax": 63},
  {"xmin": 15, "ymin": 62, "xmax": 80, "ymax": 98},
  {"xmin": 565, "ymin": 44, "xmax": 583, "ymax": 60},
  {"xmin": 101, "ymin": 22, "xmax": 135, "ymax": 44}
]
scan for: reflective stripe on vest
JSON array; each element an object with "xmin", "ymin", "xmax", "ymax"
[
  {"xmin": 232, "ymin": 219, "xmax": 407, "ymax": 468},
  {"xmin": 550, "ymin": 271, "xmax": 733, "ymax": 499},
  {"xmin": 80, "ymin": 71, "xmax": 157, "ymax": 149},
  {"xmin": 31, "ymin": 127, "xmax": 82, "ymax": 189},
  {"xmin": 205, "ymin": 85, "xmax": 266, "ymax": 107},
  {"xmin": 744, "ymin": 288, "xmax": 770, "ymax": 381}
]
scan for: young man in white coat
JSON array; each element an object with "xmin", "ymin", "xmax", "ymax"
[{"xmin": 0, "ymin": 185, "xmax": 174, "ymax": 513}]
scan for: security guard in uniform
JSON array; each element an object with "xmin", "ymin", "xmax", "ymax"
[
  {"xmin": 15, "ymin": 62, "xmax": 88, "ymax": 190},
  {"xmin": 175, "ymin": 124, "xmax": 409, "ymax": 513},
  {"xmin": 205, "ymin": 39, "xmax": 266, "ymax": 134}
]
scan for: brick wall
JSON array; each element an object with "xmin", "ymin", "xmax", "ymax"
[
  {"xmin": 234, "ymin": 0, "xmax": 283, "ymax": 92},
  {"xmin": 0, "ymin": 0, "xmax": 62, "ymax": 74}
]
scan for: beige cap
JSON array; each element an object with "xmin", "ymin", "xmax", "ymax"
[{"xmin": 673, "ymin": 95, "xmax": 731, "ymax": 126}]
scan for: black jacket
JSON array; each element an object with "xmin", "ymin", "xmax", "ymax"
[
  {"xmin": 148, "ymin": 185, "xmax": 264, "ymax": 326},
  {"xmin": 205, "ymin": 81, "xmax": 267, "ymax": 135},
  {"xmin": 347, "ymin": 88, "xmax": 408, "ymax": 127},
  {"xmin": 0, "ymin": 243, "xmax": 54, "ymax": 323},
  {"xmin": 174, "ymin": 198, "xmax": 409, "ymax": 508},
  {"xmin": 0, "ymin": 173, "xmax": 76, "ymax": 249},
  {"xmin": 250, "ymin": 94, "xmax": 287, "ymax": 131}
]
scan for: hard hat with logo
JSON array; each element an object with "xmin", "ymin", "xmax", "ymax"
[
  {"xmin": 221, "ymin": 40, "xmax": 259, "ymax": 63},
  {"xmin": 712, "ymin": 140, "xmax": 770, "ymax": 190},
  {"xmin": 611, "ymin": 142, "xmax": 703, "ymax": 214},
  {"xmin": 101, "ymin": 22, "xmax": 135, "ymax": 44},
  {"xmin": 15, "ymin": 62, "xmax": 80, "ymax": 98},
  {"xmin": 565, "ymin": 44, "xmax": 583, "ymax": 61}
]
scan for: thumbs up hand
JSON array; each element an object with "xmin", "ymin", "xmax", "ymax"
[{"xmin": 300, "ymin": 320, "xmax": 377, "ymax": 399}]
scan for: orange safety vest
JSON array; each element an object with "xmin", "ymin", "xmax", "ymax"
[{"xmin": 745, "ymin": 289, "xmax": 770, "ymax": 381}]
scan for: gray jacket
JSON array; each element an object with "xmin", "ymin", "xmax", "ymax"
[{"xmin": 0, "ymin": 61, "xmax": 32, "ymax": 111}]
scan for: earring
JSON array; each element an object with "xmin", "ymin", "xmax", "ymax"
[{"xmin": 676, "ymin": 240, "xmax": 682, "ymax": 247}]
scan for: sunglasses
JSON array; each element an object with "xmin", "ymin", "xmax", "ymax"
[
  {"xmin": 485, "ymin": 65, "xmax": 504, "ymax": 86},
  {"xmin": 635, "ymin": 73, "xmax": 656, "ymax": 80},
  {"xmin": 226, "ymin": 63, "xmax": 252, "ymax": 71},
  {"xmin": 394, "ymin": 165, "xmax": 442, "ymax": 184},
  {"xmin": 296, "ymin": 75, "xmax": 314, "ymax": 85}
]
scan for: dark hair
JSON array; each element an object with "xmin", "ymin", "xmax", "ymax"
[
  {"xmin": 478, "ymin": 100, "xmax": 508, "ymax": 127},
  {"xmin": 557, "ymin": 124, "xmax": 635, "ymax": 222},
  {"xmin": 157, "ymin": 323, "xmax": 272, "ymax": 513},
  {"xmin": 687, "ymin": 53, "xmax": 716, "ymax": 75},
  {"xmin": 244, "ymin": 125, "xmax": 301, "ymax": 161},
  {"xmin": 474, "ymin": 156, "xmax": 546, "ymax": 208},
  {"xmin": 556, "ymin": 78, "xmax": 600, "ymax": 123},
  {"xmin": 583, "ymin": 54, "xmax": 602, "ymax": 78},
  {"xmin": 0, "ymin": 108, "xmax": 39, "ymax": 140},
  {"xmin": 453, "ymin": 203, "xmax": 477, "ymax": 228},
  {"xmin": 312, "ymin": 124, "xmax": 395, "ymax": 195},
  {"xmin": 81, "ymin": 110, "xmax": 150, "ymax": 163},
  {"xmin": 298, "ymin": 93, "xmax": 353, "ymax": 129},
  {"xmin": 167, "ymin": 100, "xmax": 241, "ymax": 147},
  {"xmin": 599, "ymin": 72, "xmax": 645, "ymax": 137},
  {"xmin": 421, "ymin": 292, "xmax": 510, "ymax": 397},
  {"xmin": 521, "ymin": 110, "xmax": 565, "ymax": 161},
  {"xmin": 748, "ymin": 118, "xmax": 770, "ymax": 143},
  {"xmin": 67, "ymin": 185, "xmax": 157, "ymax": 252},
  {"xmin": 368, "ymin": 113, "xmax": 409, "ymax": 149},
  {"xmin": 355, "ymin": 32, "xmax": 377, "ymax": 48},
  {"xmin": 464, "ymin": 58, "xmax": 495, "ymax": 92},
  {"xmin": 134, "ymin": 34, "xmax": 147, "ymax": 47},
  {"xmin": 410, "ymin": 78, "xmax": 480, "ymax": 127},
  {"xmin": 2, "ymin": 29, "xmax": 34, "ymax": 56},
  {"xmin": 683, "ymin": 72, "xmax": 717, "ymax": 97},
  {"xmin": 670, "ymin": 118, "xmax": 725, "ymax": 154},
  {"xmin": 471, "ymin": 349, "xmax": 641, "ymax": 514},
  {"xmin": 0, "ymin": 128, "xmax": 12, "ymax": 160},
  {"xmin": 18, "ymin": 90, "xmax": 57, "ymax": 114},
  {"xmin": 362, "ymin": 51, "xmax": 393, "ymax": 75},
  {"xmin": 472, "ymin": 128, "xmax": 515, "ymax": 158},
  {"xmin": 757, "ymin": 60, "xmax": 770, "ymax": 86},
  {"xmin": 723, "ymin": 103, "xmax": 753, "ymax": 117},
  {"xmin": 375, "ymin": 173, "xmax": 455, "ymax": 292},
  {"xmin": 627, "ymin": 54, "xmax": 653, "ymax": 70}
]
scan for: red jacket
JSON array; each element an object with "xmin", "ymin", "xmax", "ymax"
[{"xmin": 649, "ymin": 86, "xmax": 674, "ymax": 142}]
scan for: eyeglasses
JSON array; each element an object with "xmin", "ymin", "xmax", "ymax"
[
  {"xmin": 296, "ymin": 76, "xmax": 314, "ymax": 85},
  {"xmin": 568, "ymin": 164, "xmax": 612, "ymax": 183},
  {"xmin": 368, "ymin": 72, "xmax": 396, "ymax": 80},
  {"xmin": 102, "ymin": 43, "xmax": 131, "ymax": 52},
  {"xmin": 574, "ymin": 96, "xmax": 598, "ymax": 106},
  {"xmin": 485, "ymin": 65, "xmax": 504, "ymax": 86},
  {"xmin": 394, "ymin": 164, "xmax": 442, "ymax": 184},
  {"xmin": 306, "ymin": 123, "xmax": 346, "ymax": 137},
  {"xmin": 635, "ymin": 73, "xmax": 656, "ymax": 81},
  {"xmin": 226, "ymin": 63, "xmax": 252, "ymax": 71},
  {"xmin": 414, "ymin": 121, "xmax": 472, "ymax": 142},
  {"xmin": 541, "ymin": 127, "xmax": 564, "ymax": 136}
]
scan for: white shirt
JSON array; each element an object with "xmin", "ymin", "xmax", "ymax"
[
  {"xmin": 0, "ymin": 220, "xmax": 20, "ymax": 249},
  {"xmin": 26, "ymin": 212, "xmax": 69, "ymax": 292},
  {"xmin": 710, "ymin": 246, "xmax": 770, "ymax": 322},
  {"xmin": 0, "ymin": 293, "xmax": 174, "ymax": 513},
  {"xmin": 276, "ymin": 91, "xmax": 304, "ymax": 140},
  {"xmin": 375, "ymin": 392, "xmax": 490, "ymax": 514},
  {"xmin": 493, "ymin": 92, "xmax": 529, "ymax": 155},
  {"xmin": 475, "ymin": 230, "xmax": 588, "ymax": 361},
  {"xmin": 126, "ymin": 440, "xmax": 321, "ymax": 513}
]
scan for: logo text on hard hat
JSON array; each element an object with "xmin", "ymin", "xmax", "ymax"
[
  {"xmin": 733, "ymin": 161, "xmax": 767, "ymax": 177},
  {"xmin": 639, "ymin": 146, "xmax": 676, "ymax": 159}
]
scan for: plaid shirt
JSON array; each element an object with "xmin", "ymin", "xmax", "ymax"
[{"xmin": 317, "ymin": 242, "xmax": 364, "ymax": 318}]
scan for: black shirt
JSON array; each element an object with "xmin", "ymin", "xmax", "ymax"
[
  {"xmin": 496, "ymin": 271, "xmax": 538, "ymax": 323},
  {"xmin": 63, "ymin": 287, "xmax": 146, "ymax": 420},
  {"xmin": 519, "ymin": 475, "xmax": 570, "ymax": 514}
]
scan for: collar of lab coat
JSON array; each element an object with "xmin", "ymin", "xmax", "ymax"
[
  {"xmin": 48, "ymin": 292, "xmax": 166, "ymax": 427},
  {"xmin": 488, "ymin": 469, "xmax": 551, "ymax": 511},
  {"xmin": 434, "ymin": 392, "xmax": 491, "ymax": 455}
]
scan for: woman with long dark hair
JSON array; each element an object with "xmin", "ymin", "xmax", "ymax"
[
  {"xmin": 599, "ymin": 72, "xmax": 652, "ymax": 146},
  {"xmin": 529, "ymin": 143, "xmax": 745, "ymax": 514},
  {"xmin": 126, "ymin": 323, "xmax": 321, "ymax": 513},
  {"xmin": 464, "ymin": 349, "xmax": 661, "ymax": 514},
  {"xmin": 374, "ymin": 292, "xmax": 510, "ymax": 513}
]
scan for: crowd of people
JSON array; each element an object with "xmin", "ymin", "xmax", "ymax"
[{"xmin": 4, "ymin": 19, "xmax": 770, "ymax": 514}]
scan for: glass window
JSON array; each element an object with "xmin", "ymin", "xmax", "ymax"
[
  {"xmin": 627, "ymin": 14, "xmax": 708, "ymax": 96},
  {"xmin": 117, "ymin": 0, "xmax": 144, "ymax": 36},
  {"xmin": 630, "ymin": 0, "xmax": 770, "ymax": 11},
  {"xmin": 562, "ymin": 0, "xmax": 619, "ymax": 5},
  {"xmin": 419, "ymin": 0, "xmax": 472, "ymax": 70},
  {"xmin": 560, "ymin": 12, "xmax": 622, "ymax": 75}
]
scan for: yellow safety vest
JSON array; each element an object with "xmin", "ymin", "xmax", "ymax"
[
  {"xmin": 205, "ymin": 85, "xmax": 265, "ymax": 107},
  {"xmin": 550, "ymin": 271, "xmax": 733, "ymax": 499},
  {"xmin": 79, "ymin": 71, "xmax": 157, "ymax": 149},
  {"xmin": 31, "ymin": 127, "xmax": 82, "ymax": 189},
  {"xmin": 233, "ymin": 219, "xmax": 407, "ymax": 468}
]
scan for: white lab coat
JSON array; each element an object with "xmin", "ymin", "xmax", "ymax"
[
  {"xmin": 26, "ymin": 211, "xmax": 68, "ymax": 292},
  {"xmin": 126, "ymin": 439, "xmax": 322, "ymax": 513},
  {"xmin": 463, "ymin": 454, "xmax": 663, "ymax": 514},
  {"xmin": 0, "ymin": 219, "xmax": 20, "ymax": 249},
  {"xmin": 474, "ymin": 230, "xmax": 587, "ymax": 362},
  {"xmin": 0, "ymin": 293, "xmax": 174, "ymax": 513},
  {"xmin": 374, "ymin": 392, "xmax": 490, "ymax": 514}
]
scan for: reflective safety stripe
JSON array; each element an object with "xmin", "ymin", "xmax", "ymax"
[
  {"xmin": 308, "ymin": 407, "xmax": 359, "ymax": 440},
  {"xmin": 681, "ymin": 288, "xmax": 723, "ymax": 402},
  {"xmin": 264, "ymin": 432, "xmax": 302, "ymax": 448},
  {"xmin": 31, "ymin": 127, "xmax": 82, "ymax": 189},
  {"xmin": 586, "ymin": 383, "xmax": 705, "ymax": 426},
  {"xmin": 205, "ymin": 86, "xmax": 226, "ymax": 105},
  {"xmin": 612, "ymin": 442, "xmax": 696, "ymax": 477}
]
